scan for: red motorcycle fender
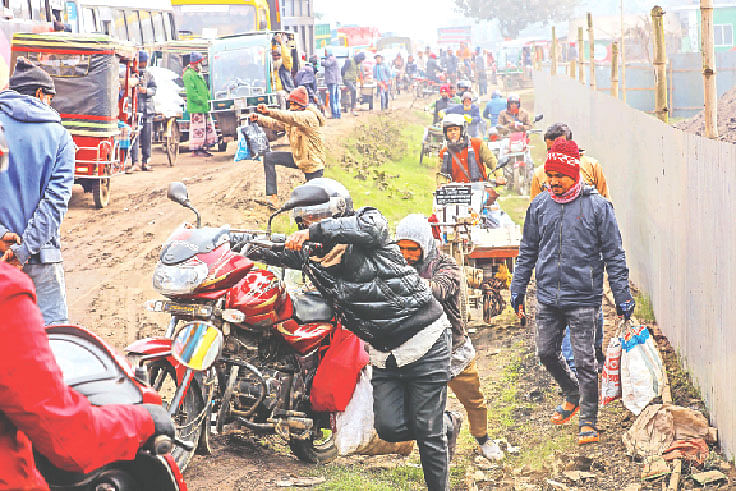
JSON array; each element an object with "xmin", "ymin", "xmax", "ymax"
[
  {"xmin": 163, "ymin": 454, "xmax": 188, "ymax": 491},
  {"xmin": 125, "ymin": 337, "xmax": 188, "ymax": 385}
]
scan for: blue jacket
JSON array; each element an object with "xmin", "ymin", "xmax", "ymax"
[
  {"xmin": 510, "ymin": 186, "xmax": 632, "ymax": 308},
  {"xmin": 483, "ymin": 95, "xmax": 507, "ymax": 126},
  {"xmin": 373, "ymin": 62, "xmax": 390, "ymax": 83},
  {"xmin": 0, "ymin": 91, "xmax": 75, "ymax": 265},
  {"xmin": 446, "ymin": 104, "xmax": 482, "ymax": 137},
  {"xmin": 322, "ymin": 55, "xmax": 342, "ymax": 85}
]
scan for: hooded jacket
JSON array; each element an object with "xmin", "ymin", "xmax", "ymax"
[
  {"xmin": 0, "ymin": 263, "xmax": 155, "ymax": 490},
  {"xmin": 257, "ymin": 106, "xmax": 327, "ymax": 174},
  {"xmin": 247, "ymin": 208, "xmax": 445, "ymax": 352},
  {"xmin": 510, "ymin": 186, "xmax": 632, "ymax": 308},
  {"xmin": 322, "ymin": 55, "xmax": 342, "ymax": 85},
  {"xmin": 483, "ymin": 95, "xmax": 507, "ymax": 126},
  {"xmin": 136, "ymin": 68, "xmax": 157, "ymax": 117},
  {"xmin": 182, "ymin": 66, "xmax": 209, "ymax": 114},
  {"xmin": 0, "ymin": 91, "xmax": 74, "ymax": 265},
  {"xmin": 395, "ymin": 214, "xmax": 465, "ymax": 349}
]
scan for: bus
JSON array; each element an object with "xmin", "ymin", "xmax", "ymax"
[
  {"xmin": 171, "ymin": 0, "xmax": 271, "ymax": 38},
  {"xmin": 1, "ymin": 0, "xmax": 58, "ymax": 87}
]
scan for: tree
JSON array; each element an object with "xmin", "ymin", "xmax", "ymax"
[{"xmin": 455, "ymin": 0, "xmax": 581, "ymax": 38}]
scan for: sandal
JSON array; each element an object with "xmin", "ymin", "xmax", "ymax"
[
  {"xmin": 578, "ymin": 423, "xmax": 599, "ymax": 445},
  {"xmin": 550, "ymin": 402, "xmax": 579, "ymax": 425}
]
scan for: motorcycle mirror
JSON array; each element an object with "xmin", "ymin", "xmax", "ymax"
[
  {"xmin": 534, "ymin": 114, "xmax": 544, "ymax": 123},
  {"xmin": 496, "ymin": 157, "xmax": 510, "ymax": 170},
  {"xmin": 167, "ymin": 182, "xmax": 189, "ymax": 206},
  {"xmin": 171, "ymin": 321, "xmax": 222, "ymax": 372}
]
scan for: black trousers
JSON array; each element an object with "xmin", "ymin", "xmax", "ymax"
[
  {"xmin": 132, "ymin": 118, "xmax": 152, "ymax": 164},
  {"xmin": 262, "ymin": 151, "xmax": 323, "ymax": 196},
  {"xmin": 344, "ymin": 81, "xmax": 357, "ymax": 111},
  {"xmin": 372, "ymin": 330, "xmax": 451, "ymax": 491}
]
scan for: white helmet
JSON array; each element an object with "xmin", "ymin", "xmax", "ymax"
[{"xmin": 442, "ymin": 113, "xmax": 468, "ymax": 150}]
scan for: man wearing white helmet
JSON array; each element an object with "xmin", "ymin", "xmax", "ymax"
[{"xmin": 438, "ymin": 113, "xmax": 502, "ymax": 184}]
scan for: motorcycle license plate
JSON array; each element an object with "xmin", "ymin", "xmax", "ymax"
[{"xmin": 146, "ymin": 299, "xmax": 213, "ymax": 318}]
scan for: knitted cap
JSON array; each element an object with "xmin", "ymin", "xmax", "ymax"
[
  {"xmin": 8, "ymin": 57, "xmax": 55, "ymax": 95},
  {"xmin": 544, "ymin": 137, "xmax": 580, "ymax": 182},
  {"xmin": 288, "ymin": 86, "xmax": 309, "ymax": 107}
]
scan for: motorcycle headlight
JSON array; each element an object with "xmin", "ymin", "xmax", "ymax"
[{"xmin": 152, "ymin": 258, "xmax": 209, "ymax": 296}]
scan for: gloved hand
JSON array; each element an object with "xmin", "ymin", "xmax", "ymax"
[
  {"xmin": 143, "ymin": 404, "xmax": 175, "ymax": 454},
  {"xmin": 616, "ymin": 299, "xmax": 636, "ymax": 320},
  {"xmin": 509, "ymin": 292, "xmax": 524, "ymax": 314}
]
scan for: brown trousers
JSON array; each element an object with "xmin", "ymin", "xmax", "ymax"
[{"xmin": 447, "ymin": 358, "xmax": 488, "ymax": 438}]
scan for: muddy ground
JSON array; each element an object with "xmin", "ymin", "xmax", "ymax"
[{"xmin": 59, "ymin": 92, "xmax": 734, "ymax": 490}]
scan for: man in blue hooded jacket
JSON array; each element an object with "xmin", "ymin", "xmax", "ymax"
[
  {"xmin": 483, "ymin": 90, "xmax": 507, "ymax": 127},
  {"xmin": 0, "ymin": 57, "xmax": 74, "ymax": 324}
]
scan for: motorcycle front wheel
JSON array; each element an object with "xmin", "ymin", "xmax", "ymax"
[
  {"xmin": 289, "ymin": 420, "xmax": 338, "ymax": 464},
  {"xmin": 149, "ymin": 361, "xmax": 206, "ymax": 472}
]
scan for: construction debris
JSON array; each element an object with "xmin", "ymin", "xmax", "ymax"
[
  {"xmin": 675, "ymin": 86, "xmax": 736, "ymax": 143},
  {"xmin": 622, "ymin": 404, "xmax": 713, "ymax": 458}
]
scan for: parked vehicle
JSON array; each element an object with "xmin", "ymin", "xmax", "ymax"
[
  {"xmin": 43, "ymin": 323, "xmax": 190, "ymax": 491},
  {"xmin": 11, "ymin": 32, "xmax": 138, "ymax": 208},
  {"xmin": 125, "ymin": 182, "xmax": 340, "ymax": 472}
]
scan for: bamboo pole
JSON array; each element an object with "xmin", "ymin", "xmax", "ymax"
[
  {"xmin": 570, "ymin": 59, "xmax": 576, "ymax": 78},
  {"xmin": 701, "ymin": 0, "xmax": 719, "ymax": 138},
  {"xmin": 551, "ymin": 26, "xmax": 558, "ymax": 75},
  {"xmin": 578, "ymin": 27, "xmax": 585, "ymax": 83},
  {"xmin": 651, "ymin": 5, "xmax": 668, "ymax": 123},
  {"xmin": 587, "ymin": 13, "xmax": 596, "ymax": 90},
  {"xmin": 621, "ymin": 0, "xmax": 627, "ymax": 102},
  {"xmin": 611, "ymin": 42, "xmax": 619, "ymax": 98}
]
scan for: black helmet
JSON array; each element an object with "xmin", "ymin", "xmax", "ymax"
[{"xmin": 285, "ymin": 178, "xmax": 353, "ymax": 228}]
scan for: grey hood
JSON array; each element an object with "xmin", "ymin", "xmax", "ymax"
[
  {"xmin": 395, "ymin": 214, "xmax": 436, "ymax": 265},
  {"xmin": 0, "ymin": 90, "xmax": 61, "ymax": 124}
]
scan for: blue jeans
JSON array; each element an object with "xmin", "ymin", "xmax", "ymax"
[
  {"xmin": 377, "ymin": 87, "xmax": 389, "ymax": 110},
  {"xmin": 327, "ymin": 83, "xmax": 341, "ymax": 118},
  {"xmin": 561, "ymin": 307, "xmax": 604, "ymax": 373},
  {"xmin": 23, "ymin": 262, "xmax": 68, "ymax": 325}
]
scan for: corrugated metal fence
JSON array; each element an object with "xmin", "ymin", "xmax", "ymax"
[{"xmin": 533, "ymin": 69, "xmax": 736, "ymax": 458}]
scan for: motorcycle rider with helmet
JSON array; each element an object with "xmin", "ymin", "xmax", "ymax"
[
  {"xmin": 453, "ymin": 80, "xmax": 471, "ymax": 104},
  {"xmin": 246, "ymin": 178, "xmax": 456, "ymax": 491},
  {"xmin": 438, "ymin": 114, "xmax": 503, "ymax": 184},
  {"xmin": 497, "ymin": 93, "xmax": 532, "ymax": 135},
  {"xmin": 446, "ymin": 91, "xmax": 482, "ymax": 138},
  {"xmin": 0, "ymin": 124, "xmax": 175, "ymax": 490},
  {"xmin": 432, "ymin": 84, "xmax": 452, "ymax": 125}
]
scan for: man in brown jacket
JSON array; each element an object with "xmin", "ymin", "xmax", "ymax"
[
  {"xmin": 496, "ymin": 93, "xmax": 532, "ymax": 135},
  {"xmin": 250, "ymin": 87, "xmax": 326, "ymax": 206},
  {"xmin": 396, "ymin": 214, "xmax": 504, "ymax": 462}
]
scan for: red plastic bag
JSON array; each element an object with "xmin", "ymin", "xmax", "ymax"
[{"xmin": 310, "ymin": 327, "xmax": 369, "ymax": 412}]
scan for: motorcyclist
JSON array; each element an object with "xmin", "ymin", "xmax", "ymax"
[
  {"xmin": 453, "ymin": 80, "xmax": 471, "ymax": 104},
  {"xmin": 432, "ymin": 84, "xmax": 451, "ymax": 126},
  {"xmin": 0, "ymin": 126, "xmax": 175, "ymax": 490},
  {"xmin": 446, "ymin": 91, "xmax": 482, "ymax": 138},
  {"xmin": 497, "ymin": 93, "xmax": 532, "ymax": 135},
  {"xmin": 483, "ymin": 90, "xmax": 507, "ymax": 127},
  {"xmin": 246, "ymin": 178, "xmax": 456, "ymax": 491},
  {"xmin": 438, "ymin": 114, "xmax": 502, "ymax": 184},
  {"xmin": 406, "ymin": 55, "xmax": 418, "ymax": 78},
  {"xmin": 426, "ymin": 53, "xmax": 441, "ymax": 83}
]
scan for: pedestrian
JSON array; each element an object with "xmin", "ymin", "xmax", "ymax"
[
  {"xmin": 446, "ymin": 50, "xmax": 458, "ymax": 82},
  {"xmin": 271, "ymin": 45, "xmax": 295, "ymax": 95},
  {"xmin": 0, "ymin": 57, "xmax": 73, "ymax": 325},
  {"xmin": 294, "ymin": 55, "xmax": 320, "ymax": 107},
  {"xmin": 406, "ymin": 54, "xmax": 418, "ymax": 79},
  {"xmin": 396, "ymin": 214, "xmax": 505, "ymax": 462},
  {"xmin": 249, "ymin": 87, "xmax": 326, "ymax": 207},
  {"xmin": 322, "ymin": 48, "xmax": 341, "ymax": 119},
  {"xmin": 530, "ymin": 123, "xmax": 611, "ymax": 373},
  {"xmin": 341, "ymin": 52, "xmax": 364, "ymax": 116},
  {"xmin": 373, "ymin": 54, "xmax": 390, "ymax": 111},
  {"xmin": 474, "ymin": 48, "xmax": 487, "ymax": 96},
  {"xmin": 183, "ymin": 52, "xmax": 215, "ymax": 157},
  {"xmin": 247, "ymin": 178, "xmax": 456, "ymax": 490},
  {"xmin": 130, "ymin": 50, "xmax": 156, "ymax": 172},
  {"xmin": 510, "ymin": 138, "xmax": 635, "ymax": 445},
  {"xmin": 482, "ymin": 90, "xmax": 507, "ymax": 127},
  {"xmin": 438, "ymin": 114, "xmax": 502, "ymax": 184},
  {"xmin": 417, "ymin": 51, "xmax": 426, "ymax": 77}
]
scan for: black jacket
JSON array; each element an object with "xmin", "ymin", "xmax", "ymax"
[
  {"xmin": 137, "ymin": 69, "xmax": 157, "ymax": 117},
  {"xmin": 278, "ymin": 64, "xmax": 295, "ymax": 92},
  {"xmin": 248, "ymin": 207, "xmax": 444, "ymax": 351}
]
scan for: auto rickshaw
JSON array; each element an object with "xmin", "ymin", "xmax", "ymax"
[{"xmin": 11, "ymin": 32, "xmax": 138, "ymax": 208}]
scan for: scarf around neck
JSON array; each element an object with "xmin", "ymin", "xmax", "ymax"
[{"xmin": 546, "ymin": 180, "xmax": 582, "ymax": 204}]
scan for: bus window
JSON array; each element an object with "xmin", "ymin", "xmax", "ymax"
[
  {"xmin": 125, "ymin": 9, "xmax": 142, "ymax": 44},
  {"xmin": 10, "ymin": 0, "xmax": 30, "ymax": 19},
  {"xmin": 111, "ymin": 8, "xmax": 128, "ymax": 40},
  {"xmin": 164, "ymin": 12, "xmax": 173, "ymax": 40},
  {"xmin": 152, "ymin": 11, "xmax": 162, "ymax": 41},
  {"xmin": 81, "ymin": 7, "xmax": 96, "ymax": 32},
  {"xmin": 173, "ymin": 4, "xmax": 255, "ymax": 37},
  {"xmin": 138, "ymin": 10, "xmax": 154, "ymax": 44}
]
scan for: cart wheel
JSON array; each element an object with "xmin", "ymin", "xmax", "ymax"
[
  {"xmin": 166, "ymin": 123, "xmax": 180, "ymax": 167},
  {"xmin": 217, "ymin": 140, "xmax": 227, "ymax": 152},
  {"xmin": 93, "ymin": 178, "xmax": 111, "ymax": 209}
]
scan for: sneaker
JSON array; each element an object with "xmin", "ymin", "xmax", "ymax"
[
  {"xmin": 446, "ymin": 411, "xmax": 463, "ymax": 462},
  {"xmin": 142, "ymin": 163, "xmax": 153, "ymax": 171},
  {"xmin": 478, "ymin": 440, "xmax": 504, "ymax": 461}
]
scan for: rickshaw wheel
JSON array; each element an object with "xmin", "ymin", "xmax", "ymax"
[
  {"xmin": 166, "ymin": 123, "xmax": 180, "ymax": 167},
  {"xmin": 93, "ymin": 179, "xmax": 111, "ymax": 208}
]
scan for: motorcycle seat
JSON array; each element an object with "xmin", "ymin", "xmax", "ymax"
[{"xmin": 291, "ymin": 292, "xmax": 334, "ymax": 323}]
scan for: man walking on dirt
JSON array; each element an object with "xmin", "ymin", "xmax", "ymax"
[
  {"xmin": 0, "ymin": 57, "xmax": 74, "ymax": 324},
  {"xmin": 130, "ymin": 50, "xmax": 156, "ymax": 172},
  {"xmin": 322, "ymin": 48, "xmax": 341, "ymax": 119},
  {"xmin": 396, "ymin": 214, "xmax": 505, "ymax": 462},
  {"xmin": 183, "ymin": 52, "xmax": 215, "ymax": 157},
  {"xmin": 510, "ymin": 138, "xmax": 635, "ymax": 445},
  {"xmin": 373, "ymin": 54, "xmax": 390, "ymax": 111},
  {"xmin": 249, "ymin": 87, "xmax": 326, "ymax": 207}
]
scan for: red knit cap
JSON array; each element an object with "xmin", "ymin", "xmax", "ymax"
[
  {"xmin": 288, "ymin": 86, "xmax": 309, "ymax": 107},
  {"xmin": 545, "ymin": 137, "xmax": 580, "ymax": 182}
]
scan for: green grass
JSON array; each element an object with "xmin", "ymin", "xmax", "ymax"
[
  {"xmin": 306, "ymin": 460, "xmax": 468, "ymax": 490},
  {"xmin": 498, "ymin": 196, "xmax": 529, "ymax": 226},
  {"xmin": 634, "ymin": 291, "xmax": 656, "ymax": 323}
]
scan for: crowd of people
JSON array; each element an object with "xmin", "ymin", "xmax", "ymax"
[{"xmin": 0, "ymin": 38, "xmax": 636, "ymax": 491}]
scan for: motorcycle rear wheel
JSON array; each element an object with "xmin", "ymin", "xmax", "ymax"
[
  {"xmin": 149, "ymin": 361, "xmax": 205, "ymax": 472},
  {"xmin": 289, "ymin": 426, "xmax": 338, "ymax": 464}
]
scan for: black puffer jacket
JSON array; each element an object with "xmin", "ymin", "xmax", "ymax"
[{"xmin": 248, "ymin": 207, "xmax": 444, "ymax": 351}]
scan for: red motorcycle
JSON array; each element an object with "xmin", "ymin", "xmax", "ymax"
[
  {"xmin": 125, "ymin": 182, "xmax": 340, "ymax": 472},
  {"xmin": 43, "ymin": 324, "xmax": 189, "ymax": 491}
]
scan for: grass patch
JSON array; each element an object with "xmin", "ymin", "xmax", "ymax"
[
  {"xmin": 634, "ymin": 291, "xmax": 656, "ymax": 323},
  {"xmin": 307, "ymin": 460, "xmax": 467, "ymax": 490}
]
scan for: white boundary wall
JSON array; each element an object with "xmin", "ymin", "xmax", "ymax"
[{"xmin": 534, "ymin": 70, "xmax": 736, "ymax": 457}]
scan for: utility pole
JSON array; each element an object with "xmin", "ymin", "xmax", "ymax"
[
  {"xmin": 701, "ymin": 0, "xmax": 719, "ymax": 138},
  {"xmin": 611, "ymin": 42, "xmax": 619, "ymax": 98},
  {"xmin": 578, "ymin": 27, "xmax": 585, "ymax": 83},
  {"xmin": 621, "ymin": 0, "xmax": 627, "ymax": 102},
  {"xmin": 587, "ymin": 13, "xmax": 596, "ymax": 90},
  {"xmin": 652, "ymin": 5, "xmax": 668, "ymax": 123},
  {"xmin": 551, "ymin": 26, "xmax": 558, "ymax": 75}
]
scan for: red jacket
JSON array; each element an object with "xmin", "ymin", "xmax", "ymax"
[{"xmin": 0, "ymin": 263, "xmax": 155, "ymax": 490}]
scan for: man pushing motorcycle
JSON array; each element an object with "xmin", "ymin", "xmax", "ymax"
[
  {"xmin": 0, "ymin": 125, "xmax": 175, "ymax": 490},
  {"xmin": 247, "ymin": 178, "xmax": 456, "ymax": 491}
]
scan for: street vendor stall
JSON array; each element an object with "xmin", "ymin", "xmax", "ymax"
[{"xmin": 11, "ymin": 32, "xmax": 138, "ymax": 208}]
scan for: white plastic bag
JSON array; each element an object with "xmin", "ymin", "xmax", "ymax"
[
  {"xmin": 620, "ymin": 323, "xmax": 664, "ymax": 415},
  {"xmin": 335, "ymin": 366, "xmax": 375, "ymax": 455},
  {"xmin": 600, "ymin": 335, "xmax": 622, "ymax": 406}
]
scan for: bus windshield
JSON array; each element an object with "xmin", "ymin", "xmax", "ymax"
[{"xmin": 174, "ymin": 4, "xmax": 256, "ymax": 37}]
